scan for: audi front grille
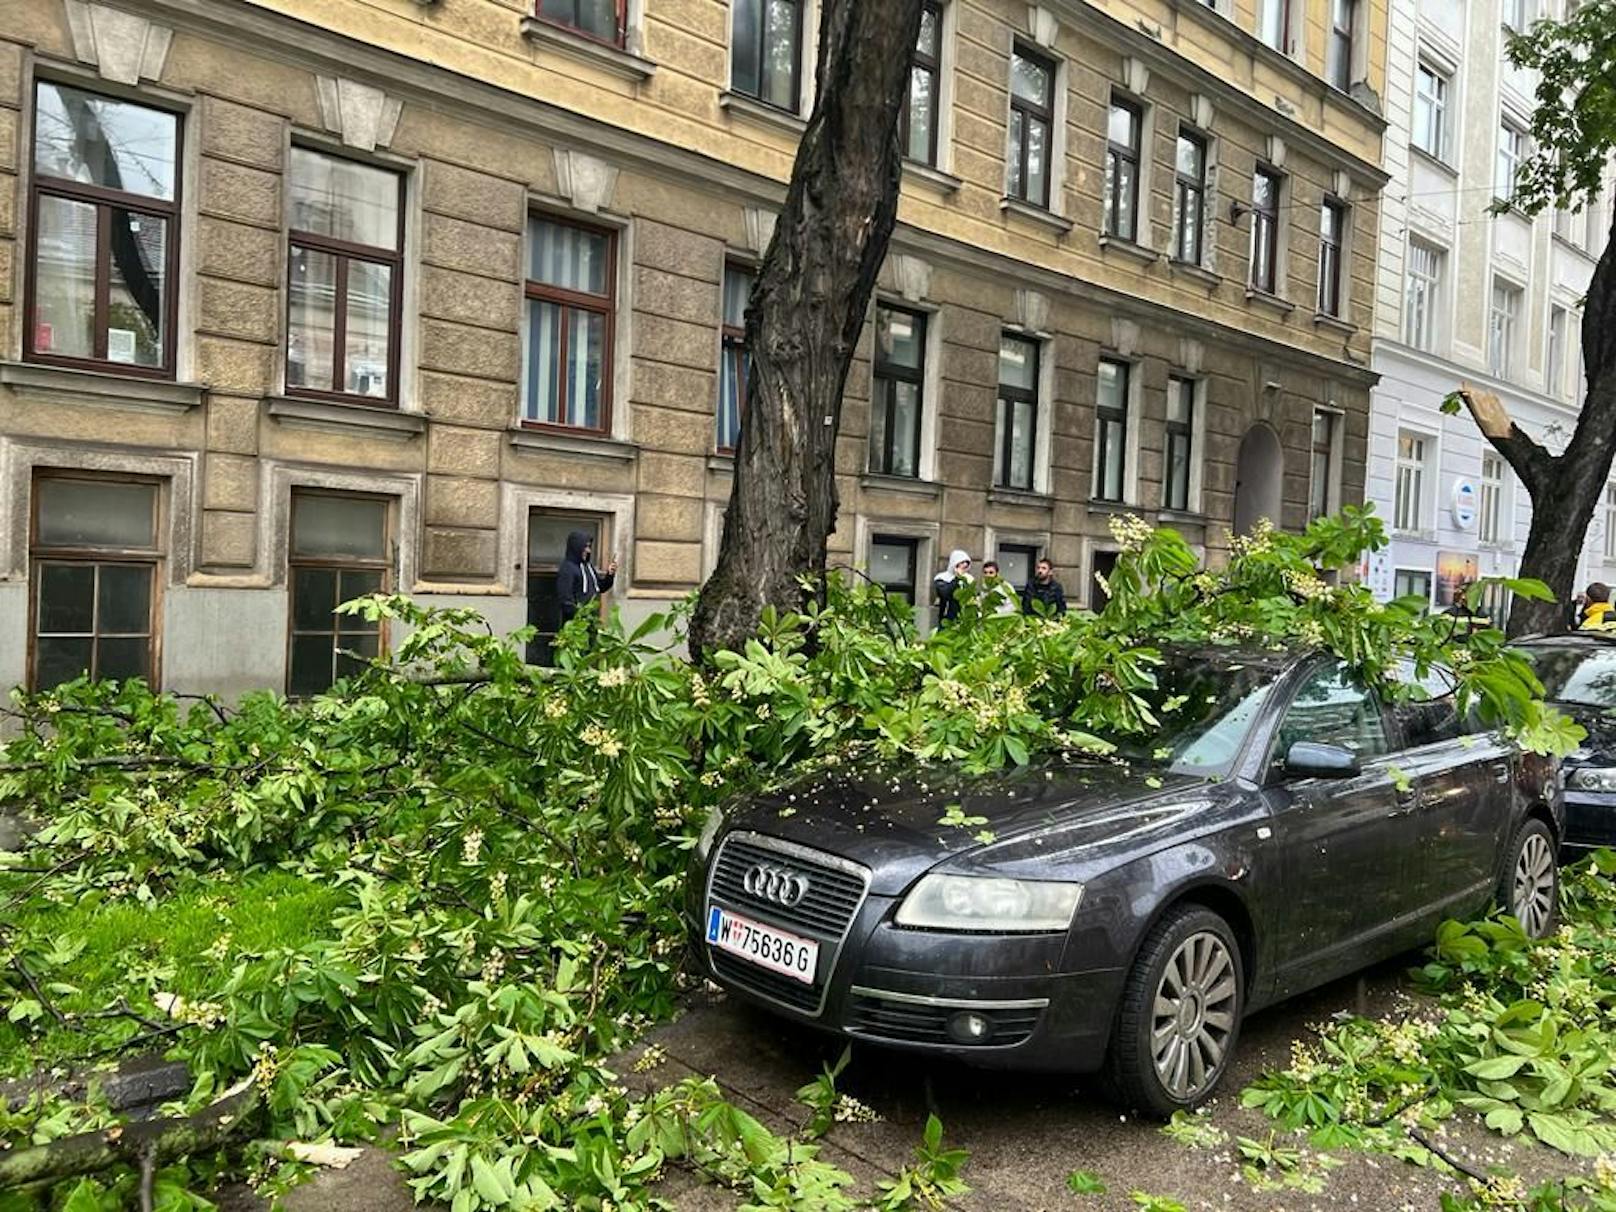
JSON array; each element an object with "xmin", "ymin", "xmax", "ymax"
[{"xmin": 706, "ymin": 832, "xmax": 871, "ymax": 1017}]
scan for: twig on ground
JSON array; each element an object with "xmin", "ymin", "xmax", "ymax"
[{"xmin": 1407, "ymin": 1125, "xmax": 1490, "ymax": 1185}]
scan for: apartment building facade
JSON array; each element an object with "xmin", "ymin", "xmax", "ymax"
[
  {"xmin": 1367, "ymin": 0, "xmax": 1613, "ymax": 616},
  {"xmin": 0, "ymin": 0, "xmax": 1389, "ymax": 698}
]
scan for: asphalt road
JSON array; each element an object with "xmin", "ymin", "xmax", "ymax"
[{"xmin": 224, "ymin": 952, "xmax": 1579, "ymax": 1212}]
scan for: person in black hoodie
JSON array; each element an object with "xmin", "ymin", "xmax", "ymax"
[
  {"xmin": 1021, "ymin": 558, "xmax": 1067, "ymax": 617},
  {"xmin": 557, "ymin": 530, "xmax": 617, "ymax": 628}
]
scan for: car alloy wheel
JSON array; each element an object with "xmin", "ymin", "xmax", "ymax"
[
  {"xmin": 1510, "ymin": 828, "xmax": 1556, "ymax": 938},
  {"xmin": 1150, "ymin": 931, "xmax": 1239, "ymax": 1102}
]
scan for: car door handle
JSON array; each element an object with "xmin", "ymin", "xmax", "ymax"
[
  {"xmin": 1489, "ymin": 761, "xmax": 1511, "ymax": 785},
  {"xmin": 1388, "ymin": 791, "xmax": 1418, "ymax": 817}
]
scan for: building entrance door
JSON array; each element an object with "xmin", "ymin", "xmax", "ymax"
[{"xmin": 1234, "ymin": 423, "xmax": 1284, "ymax": 535}]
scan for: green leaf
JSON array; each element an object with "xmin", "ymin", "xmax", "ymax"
[
  {"xmin": 1066, "ymin": 1169, "xmax": 1107, "ymax": 1195},
  {"xmin": 470, "ymin": 1152, "xmax": 516, "ymax": 1205},
  {"xmin": 1466, "ymin": 1055, "xmax": 1529, "ymax": 1080},
  {"xmin": 1484, "ymin": 1106, "xmax": 1524, "ymax": 1135}
]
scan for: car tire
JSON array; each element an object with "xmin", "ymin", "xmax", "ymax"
[
  {"xmin": 1105, "ymin": 905, "xmax": 1245, "ymax": 1118},
  {"xmin": 1501, "ymin": 817, "xmax": 1559, "ymax": 939}
]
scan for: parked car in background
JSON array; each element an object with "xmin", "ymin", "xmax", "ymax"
[
  {"xmin": 687, "ymin": 647, "xmax": 1562, "ymax": 1116},
  {"xmin": 1513, "ymin": 633, "xmax": 1616, "ymax": 859}
]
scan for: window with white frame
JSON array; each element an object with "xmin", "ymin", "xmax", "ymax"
[
  {"xmin": 1317, "ymin": 199, "xmax": 1347, "ymax": 317},
  {"xmin": 1404, "ymin": 240, "xmax": 1443, "ymax": 351},
  {"xmin": 1309, "ymin": 409, "xmax": 1340, "ymax": 521},
  {"xmin": 1258, "ymin": 0, "xmax": 1291, "ymax": 50},
  {"xmin": 1606, "ymin": 484, "xmax": 1616, "ymax": 562},
  {"xmin": 1480, "ymin": 453, "xmax": 1505, "ymax": 544},
  {"xmin": 1164, "ymin": 375, "xmax": 1195, "ymax": 512},
  {"xmin": 1094, "ymin": 358, "xmax": 1130, "ymax": 503},
  {"xmin": 869, "ymin": 534, "xmax": 920, "ymax": 604},
  {"xmin": 1503, "ymin": 0, "xmax": 1532, "ymax": 30},
  {"xmin": 1496, "ymin": 120, "xmax": 1525, "ymax": 201},
  {"xmin": 1007, "ymin": 45, "xmax": 1056, "ymax": 209},
  {"xmin": 1104, "ymin": 98, "xmax": 1143, "ymax": 241},
  {"xmin": 1394, "ymin": 430, "xmax": 1429, "ymax": 532},
  {"xmin": 1327, "ymin": 0, "xmax": 1357, "ymax": 91},
  {"xmin": 901, "ymin": 1, "xmax": 944, "ymax": 166},
  {"xmin": 868, "ymin": 303, "xmax": 928, "ymax": 478},
  {"xmin": 1412, "ymin": 61, "xmax": 1450, "ymax": 161},
  {"xmin": 730, "ymin": 0, "xmax": 803, "ymax": 111},
  {"xmin": 996, "ymin": 332, "xmax": 1041, "ymax": 491},
  {"xmin": 1394, "ymin": 568, "xmax": 1433, "ymax": 604},
  {"xmin": 1547, "ymin": 305, "xmax": 1567, "ymax": 399},
  {"xmin": 1489, "ymin": 279, "xmax": 1522, "ymax": 377},
  {"xmin": 1249, "ymin": 167, "xmax": 1283, "ymax": 294},
  {"xmin": 717, "ymin": 263, "xmax": 754, "ymax": 453}
]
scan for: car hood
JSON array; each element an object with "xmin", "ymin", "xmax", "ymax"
[
  {"xmin": 1549, "ymin": 701, "xmax": 1616, "ymax": 765},
  {"xmin": 718, "ymin": 756, "xmax": 1223, "ymax": 895}
]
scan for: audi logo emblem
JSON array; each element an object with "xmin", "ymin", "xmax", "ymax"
[{"xmin": 743, "ymin": 863, "xmax": 812, "ymax": 907}]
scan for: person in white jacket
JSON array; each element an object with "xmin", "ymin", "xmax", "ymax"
[{"xmin": 932, "ymin": 549, "xmax": 972, "ymax": 624}]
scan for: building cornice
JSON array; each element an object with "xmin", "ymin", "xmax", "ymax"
[
  {"xmin": 1369, "ymin": 339, "xmax": 1581, "ymax": 420},
  {"xmin": 88, "ymin": 0, "xmax": 1379, "ymax": 387}
]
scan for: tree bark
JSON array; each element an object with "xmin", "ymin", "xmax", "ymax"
[
  {"xmin": 687, "ymin": 0, "xmax": 927, "ymax": 661},
  {"xmin": 1458, "ymin": 216, "xmax": 1616, "ymax": 637}
]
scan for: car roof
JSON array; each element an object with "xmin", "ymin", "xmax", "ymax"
[
  {"xmin": 1513, "ymin": 631, "xmax": 1616, "ymax": 648},
  {"xmin": 1157, "ymin": 642, "xmax": 1309, "ymax": 675}
]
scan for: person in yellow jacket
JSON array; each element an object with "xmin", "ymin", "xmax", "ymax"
[{"xmin": 1581, "ymin": 582, "xmax": 1613, "ymax": 629}]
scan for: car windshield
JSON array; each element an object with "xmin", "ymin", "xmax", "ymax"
[
  {"xmin": 1519, "ymin": 643, "xmax": 1616, "ymax": 710},
  {"xmin": 1103, "ymin": 652, "xmax": 1285, "ymax": 780}
]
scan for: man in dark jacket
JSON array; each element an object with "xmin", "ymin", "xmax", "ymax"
[
  {"xmin": 1021, "ymin": 558, "xmax": 1067, "ymax": 617},
  {"xmin": 557, "ymin": 530, "xmax": 616, "ymax": 627}
]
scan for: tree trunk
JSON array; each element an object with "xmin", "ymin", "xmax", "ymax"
[
  {"xmin": 1460, "ymin": 217, "xmax": 1616, "ymax": 637},
  {"xmin": 687, "ymin": 0, "xmax": 926, "ymax": 661}
]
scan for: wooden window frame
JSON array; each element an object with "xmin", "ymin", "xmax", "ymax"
[
  {"xmin": 1250, "ymin": 166, "xmax": 1283, "ymax": 295},
  {"xmin": 285, "ymin": 489, "xmax": 393, "ymax": 697},
  {"xmin": 1105, "ymin": 98, "xmax": 1143, "ymax": 241},
  {"xmin": 28, "ymin": 470, "xmax": 163, "ymax": 691},
  {"xmin": 24, "ymin": 82, "xmax": 183, "ymax": 379},
  {"xmin": 900, "ymin": 1, "xmax": 944, "ymax": 167},
  {"xmin": 717, "ymin": 262, "xmax": 754, "ymax": 455},
  {"xmin": 533, "ymin": 0, "xmax": 627, "ymax": 47},
  {"xmin": 1007, "ymin": 43, "xmax": 1055, "ymax": 209},
  {"xmin": 1317, "ymin": 198, "xmax": 1347, "ymax": 317},
  {"xmin": 1164, "ymin": 375, "xmax": 1195, "ymax": 513},
  {"xmin": 1172, "ymin": 129, "xmax": 1207, "ymax": 265},
  {"xmin": 284, "ymin": 147, "xmax": 407, "ymax": 407},
  {"xmin": 1094, "ymin": 357, "xmax": 1130, "ymax": 503},
  {"xmin": 869, "ymin": 303, "xmax": 928, "ymax": 478},
  {"xmin": 522, "ymin": 214, "xmax": 618, "ymax": 435},
  {"xmin": 730, "ymin": 0, "xmax": 804, "ymax": 113},
  {"xmin": 869, "ymin": 534, "xmax": 919, "ymax": 604},
  {"xmin": 996, "ymin": 332, "xmax": 1040, "ymax": 492}
]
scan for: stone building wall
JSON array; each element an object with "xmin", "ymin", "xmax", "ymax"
[{"xmin": 0, "ymin": 0, "xmax": 1387, "ymax": 697}]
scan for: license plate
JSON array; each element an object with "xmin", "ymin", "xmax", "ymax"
[{"xmin": 706, "ymin": 905, "xmax": 818, "ymax": 984}]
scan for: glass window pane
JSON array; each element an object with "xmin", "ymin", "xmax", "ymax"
[
  {"xmin": 1168, "ymin": 378, "xmax": 1193, "ymax": 424},
  {"xmin": 105, "ymin": 210, "xmax": 167, "ymax": 367},
  {"xmin": 870, "ymin": 540, "xmax": 913, "ymax": 587},
  {"xmin": 1000, "ymin": 335, "xmax": 1037, "ymax": 390},
  {"xmin": 869, "ymin": 387, "xmax": 891, "ymax": 471},
  {"xmin": 288, "ymin": 246, "xmax": 338, "ymax": 392},
  {"xmin": 878, "ymin": 307, "xmax": 924, "ymax": 370},
  {"xmin": 32, "ymin": 195, "xmax": 97, "ymax": 359},
  {"xmin": 719, "ymin": 345, "xmax": 744, "ymax": 450},
  {"xmin": 96, "ymin": 636, "xmax": 149, "ymax": 683},
  {"xmin": 291, "ymin": 494, "xmax": 388, "ymax": 559},
  {"xmin": 731, "ymin": 0, "xmax": 761, "ymax": 94},
  {"xmin": 33, "ymin": 83, "xmax": 178, "ymax": 201},
  {"xmin": 529, "ymin": 515, "xmax": 599, "ymax": 567},
  {"xmin": 288, "ymin": 147, "xmax": 400, "ymax": 250},
  {"xmin": 1108, "ymin": 103, "xmax": 1136, "ymax": 149},
  {"xmin": 565, "ymin": 309, "xmax": 606, "ymax": 429},
  {"xmin": 723, "ymin": 266, "xmax": 754, "ymax": 327},
  {"xmin": 1010, "ymin": 52, "xmax": 1049, "ymax": 106},
  {"xmin": 762, "ymin": 0, "xmax": 800, "ymax": 109},
  {"xmin": 1103, "ymin": 419, "xmax": 1125, "ymax": 500},
  {"xmin": 906, "ymin": 67, "xmax": 936, "ymax": 162},
  {"xmin": 1010, "ymin": 398, "xmax": 1035, "ymax": 488},
  {"xmin": 36, "ymin": 636, "xmax": 94, "ymax": 690},
  {"xmin": 97, "ymin": 564, "xmax": 150, "ymax": 634},
  {"xmin": 529, "ymin": 219, "xmax": 611, "ymax": 294},
  {"xmin": 890, "ymin": 381, "xmax": 920, "ymax": 477},
  {"xmin": 289, "ymin": 634, "xmax": 336, "ymax": 697},
  {"xmin": 1097, "ymin": 360, "xmax": 1126, "ymax": 410},
  {"xmin": 335, "ymin": 633, "xmax": 380, "ymax": 681},
  {"xmin": 539, "ymin": 0, "xmax": 619, "ymax": 39},
  {"xmin": 1007, "ymin": 108, "xmax": 1025, "ymax": 198},
  {"xmin": 343, "ymin": 260, "xmax": 392, "ymax": 397},
  {"xmin": 338, "ymin": 569, "xmax": 385, "ymax": 621},
  {"xmin": 917, "ymin": 4, "xmax": 940, "ymax": 55},
  {"xmin": 1025, "ymin": 115, "xmax": 1049, "ymax": 206},
  {"xmin": 37, "ymin": 563, "xmax": 95, "ymax": 634},
  {"xmin": 1176, "ymin": 134, "xmax": 1203, "ymax": 179},
  {"xmin": 293, "ymin": 566, "xmax": 339, "ymax": 631},
  {"xmin": 526, "ymin": 299, "xmax": 562, "ymax": 423},
  {"xmin": 998, "ymin": 547, "xmax": 1033, "ymax": 589},
  {"xmin": 37, "ymin": 479, "xmax": 157, "ymax": 548}
]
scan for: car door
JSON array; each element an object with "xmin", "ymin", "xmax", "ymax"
[
  {"xmin": 1388, "ymin": 662, "xmax": 1512, "ymax": 926},
  {"xmin": 1263, "ymin": 659, "xmax": 1419, "ymax": 1001}
]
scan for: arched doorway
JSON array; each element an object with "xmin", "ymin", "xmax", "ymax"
[{"xmin": 1233, "ymin": 423, "xmax": 1283, "ymax": 535}]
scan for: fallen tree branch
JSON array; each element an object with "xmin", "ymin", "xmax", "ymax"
[
  {"xmin": 1407, "ymin": 1124, "xmax": 1490, "ymax": 1185},
  {"xmin": 0, "ymin": 1077, "xmax": 258, "ymax": 1190}
]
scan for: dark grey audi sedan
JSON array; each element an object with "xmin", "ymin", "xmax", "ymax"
[{"xmin": 686, "ymin": 647, "xmax": 1563, "ymax": 1115}]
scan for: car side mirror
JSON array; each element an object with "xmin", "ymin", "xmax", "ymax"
[{"xmin": 1284, "ymin": 741, "xmax": 1361, "ymax": 779}]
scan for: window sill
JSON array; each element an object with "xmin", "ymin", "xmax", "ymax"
[
  {"xmin": 1085, "ymin": 497, "xmax": 1136, "ymax": 517},
  {"xmin": 719, "ymin": 91, "xmax": 807, "ymax": 136},
  {"xmin": 1408, "ymin": 144, "xmax": 1458, "ymax": 180},
  {"xmin": 1158, "ymin": 508, "xmax": 1211, "ymax": 526},
  {"xmin": 707, "ymin": 452, "xmax": 736, "ymax": 473},
  {"xmin": 518, "ymin": 17, "xmax": 656, "ymax": 82},
  {"xmin": 999, "ymin": 197, "xmax": 1073, "ymax": 235},
  {"xmin": 1393, "ymin": 527, "xmax": 1437, "ymax": 543},
  {"xmin": 266, "ymin": 395, "xmax": 425, "ymax": 440},
  {"xmin": 903, "ymin": 161, "xmax": 963, "ymax": 193},
  {"xmin": 1478, "ymin": 540, "xmax": 1516, "ymax": 554},
  {"xmin": 1098, "ymin": 234, "xmax": 1160, "ymax": 265},
  {"xmin": 988, "ymin": 486, "xmax": 1054, "ymax": 509},
  {"xmin": 508, "ymin": 425, "xmax": 639, "ymax": 462},
  {"xmin": 0, "ymin": 360, "xmax": 204, "ymax": 414},
  {"xmin": 1245, "ymin": 288, "xmax": 1296, "ymax": 316},
  {"xmin": 860, "ymin": 472, "xmax": 942, "ymax": 499},
  {"xmin": 1168, "ymin": 259, "xmax": 1220, "ymax": 288},
  {"xmin": 1313, "ymin": 311, "xmax": 1357, "ymax": 335},
  {"xmin": 1552, "ymin": 231, "xmax": 1598, "ymax": 262}
]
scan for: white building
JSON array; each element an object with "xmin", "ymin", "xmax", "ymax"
[{"xmin": 1367, "ymin": 0, "xmax": 1613, "ymax": 620}]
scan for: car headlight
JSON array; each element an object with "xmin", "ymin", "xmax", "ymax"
[
  {"xmin": 694, "ymin": 805, "xmax": 727, "ymax": 863},
  {"xmin": 895, "ymin": 874, "xmax": 1082, "ymax": 933},
  {"xmin": 1567, "ymin": 766, "xmax": 1616, "ymax": 793}
]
